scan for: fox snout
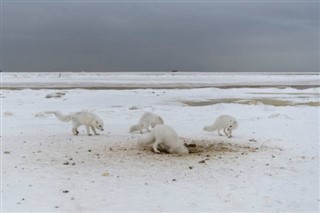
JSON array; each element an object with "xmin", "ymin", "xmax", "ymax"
[
  {"xmin": 96, "ymin": 124, "xmax": 104, "ymax": 131},
  {"xmin": 182, "ymin": 147, "xmax": 189, "ymax": 154}
]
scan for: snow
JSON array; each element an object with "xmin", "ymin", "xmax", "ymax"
[{"xmin": 1, "ymin": 72, "xmax": 319, "ymax": 212}]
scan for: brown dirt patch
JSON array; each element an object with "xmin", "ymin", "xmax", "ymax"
[{"xmin": 184, "ymin": 141, "xmax": 260, "ymax": 155}]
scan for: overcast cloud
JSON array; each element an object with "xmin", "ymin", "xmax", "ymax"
[{"xmin": 1, "ymin": 1, "xmax": 319, "ymax": 72}]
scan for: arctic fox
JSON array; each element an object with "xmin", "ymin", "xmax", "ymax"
[
  {"xmin": 130, "ymin": 112, "xmax": 164, "ymax": 134},
  {"xmin": 138, "ymin": 124, "xmax": 189, "ymax": 154},
  {"xmin": 203, "ymin": 115, "xmax": 238, "ymax": 138},
  {"xmin": 46, "ymin": 111, "xmax": 104, "ymax": 136}
]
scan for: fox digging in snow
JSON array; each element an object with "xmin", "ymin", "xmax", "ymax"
[
  {"xmin": 130, "ymin": 112, "xmax": 164, "ymax": 134},
  {"xmin": 203, "ymin": 115, "xmax": 238, "ymax": 138},
  {"xmin": 46, "ymin": 111, "xmax": 104, "ymax": 136},
  {"xmin": 138, "ymin": 124, "xmax": 189, "ymax": 154}
]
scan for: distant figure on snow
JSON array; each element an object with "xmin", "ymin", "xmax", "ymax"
[
  {"xmin": 130, "ymin": 112, "xmax": 164, "ymax": 134},
  {"xmin": 203, "ymin": 115, "xmax": 238, "ymax": 138}
]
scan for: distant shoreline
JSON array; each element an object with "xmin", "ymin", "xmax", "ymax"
[
  {"xmin": 2, "ymin": 72, "xmax": 319, "ymax": 90},
  {"xmin": 2, "ymin": 84, "xmax": 319, "ymax": 90}
]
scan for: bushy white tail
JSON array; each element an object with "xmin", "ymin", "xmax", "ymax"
[
  {"xmin": 130, "ymin": 124, "xmax": 141, "ymax": 133},
  {"xmin": 45, "ymin": 111, "xmax": 72, "ymax": 122},
  {"xmin": 203, "ymin": 124, "xmax": 217, "ymax": 132},
  {"xmin": 137, "ymin": 132, "xmax": 155, "ymax": 146}
]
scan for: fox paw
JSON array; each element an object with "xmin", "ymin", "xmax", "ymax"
[{"xmin": 153, "ymin": 149, "xmax": 161, "ymax": 154}]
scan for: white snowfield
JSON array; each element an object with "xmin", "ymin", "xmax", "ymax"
[{"xmin": 1, "ymin": 72, "xmax": 319, "ymax": 212}]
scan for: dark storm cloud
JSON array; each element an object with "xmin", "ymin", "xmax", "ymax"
[{"xmin": 2, "ymin": 1, "xmax": 319, "ymax": 72}]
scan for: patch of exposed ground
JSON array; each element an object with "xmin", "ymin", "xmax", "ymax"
[
  {"xmin": 185, "ymin": 142, "xmax": 260, "ymax": 154},
  {"xmin": 181, "ymin": 98, "xmax": 320, "ymax": 107},
  {"xmin": 109, "ymin": 137, "xmax": 272, "ymax": 157}
]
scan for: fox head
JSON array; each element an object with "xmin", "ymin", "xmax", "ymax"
[
  {"xmin": 227, "ymin": 121, "xmax": 238, "ymax": 131},
  {"xmin": 95, "ymin": 120, "xmax": 104, "ymax": 131},
  {"xmin": 158, "ymin": 116, "xmax": 164, "ymax": 124},
  {"xmin": 178, "ymin": 145, "xmax": 189, "ymax": 154}
]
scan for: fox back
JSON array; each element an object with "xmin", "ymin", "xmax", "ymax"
[
  {"xmin": 214, "ymin": 115, "xmax": 238, "ymax": 130},
  {"xmin": 139, "ymin": 112, "xmax": 164, "ymax": 127}
]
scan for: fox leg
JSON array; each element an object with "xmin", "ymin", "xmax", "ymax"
[
  {"xmin": 223, "ymin": 128, "xmax": 228, "ymax": 136},
  {"xmin": 143, "ymin": 123, "xmax": 151, "ymax": 132},
  {"xmin": 72, "ymin": 122, "xmax": 80, "ymax": 135},
  {"xmin": 72, "ymin": 128, "xmax": 79, "ymax": 135},
  {"xmin": 157, "ymin": 143, "xmax": 166, "ymax": 152},
  {"xmin": 138, "ymin": 123, "xmax": 143, "ymax": 134},
  {"xmin": 91, "ymin": 126, "xmax": 99, "ymax": 135},
  {"xmin": 228, "ymin": 129, "xmax": 233, "ymax": 138},
  {"xmin": 149, "ymin": 123, "xmax": 157, "ymax": 131},
  {"xmin": 85, "ymin": 125, "xmax": 92, "ymax": 136},
  {"xmin": 152, "ymin": 140, "xmax": 161, "ymax": 153},
  {"xmin": 217, "ymin": 129, "xmax": 223, "ymax": 136}
]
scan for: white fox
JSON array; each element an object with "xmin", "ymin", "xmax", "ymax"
[
  {"xmin": 138, "ymin": 124, "xmax": 189, "ymax": 154},
  {"xmin": 203, "ymin": 115, "xmax": 238, "ymax": 138},
  {"xmin": 46, "ymin": 111, "xmax": 104, "ymax": 136},
  {"xmin": 130, "ymin": 112, "xmax": 164, "ymax": 134}
]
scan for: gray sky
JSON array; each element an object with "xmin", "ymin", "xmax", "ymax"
[{"xmin": 2, "ymin": 1, "xmax": 319, "ymax": 72}]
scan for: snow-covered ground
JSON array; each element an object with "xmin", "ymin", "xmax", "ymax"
[{"xmin": 1, "ymin": 72, "xmax": 320, "ymax": 212}]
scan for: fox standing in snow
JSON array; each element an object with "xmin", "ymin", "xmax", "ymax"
[
  {"xmin": 46, "ymin": 111, "xmax": 104, "ymax": 136},
  {"xmin": 203, "ymin": 115, "xmax": 238, "ymax": 138},
  {"xmin": 130, "ymin": 112, "xmax": 164, "ymax": 134},
  {"xmin": 138, "ymin": 124, "xmax": 189, "ymax": 154}
]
